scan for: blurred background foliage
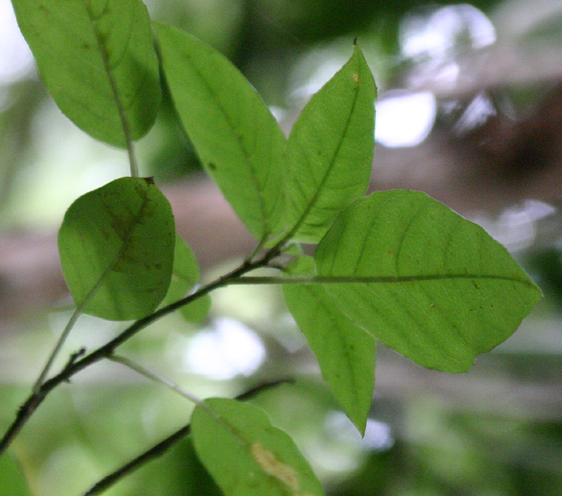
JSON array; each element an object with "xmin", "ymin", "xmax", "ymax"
[{"xmin": 1, "ymin": 0, "xmax": 562, "ymax": 494}]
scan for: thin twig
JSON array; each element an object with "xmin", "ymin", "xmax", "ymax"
[
  {"xmin": 83, "ymin": 378, "xmax": 294, "ymax": 496},
  {"xmin": 0, "ymin": 246, "xmax": 283, "ymax": 456},
  {"xmin": 109, "ymin": 354, "xmax": 204, "ymax": 405},
  {"xmin": 32, "ymin": 307, "xmax": 83, "ymax": 392}
]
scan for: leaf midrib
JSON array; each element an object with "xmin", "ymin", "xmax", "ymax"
[{"xmin": 234, "ymin": 274, "xmax": 539, "ymax": 288}]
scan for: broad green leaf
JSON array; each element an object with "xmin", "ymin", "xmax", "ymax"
[
  {"xmin": 314, "ymin": 190, "xmax": 542, "ymax": 373},
  {"xmin": 283, "ymin": 45, "xmax": 376, "ymax": 243},
  {"xmin": 284, "ymin": 285, "xmax": 375, "ymax": 434},
  {"xmin": 154, "ymin": 22, "xmax": 286, "ymax": 242},
  {"xmin": 162, "ymin": 235, "xmax": 211, "ymax": 323},
  {"xmin": 58, "ymin": 177, "xmax": 175, "ymax": 320},
  {"xmin": 191, "ymin": 398, "xmax": 325, "ymax": 496},
  {"xmin": 12, "ymin": 0, "xmax": 161, "ymax": 147}
]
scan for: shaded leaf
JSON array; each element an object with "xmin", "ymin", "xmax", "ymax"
[
  {"xmin": 283, "ymin": 255, "xmax": 316, "ymax": 276},
  {"xmin": 12, "ymin": 0, "xmax": 160, "ymax": 147},
  {"xmin": 162, "ymin": 235, "xmax": 211, "ymax": 323},
  {"xmin": 179, "ymin": 294, "xmax": 212, "ymax": 323},
  {"xmin": 154, "ymin": 22, "xmax": 286, "ymax": 242},
  {"xmin": 314, "ymin": 190, "xmax": 542, "ymax": 372},
  {"xmin": 284, "ymin": 285, "xmax": 375, "ymax": 433},
  {"xmin": 284, "ymin": 45, "xmax": 376, "ymax": 243},
  {"xmin": 192, "ymin": 398, "xmax": 325, "ymax": 496},
  {"xmin": 58, "ymin": 177, "xmax": 175, "ymax": 320}
]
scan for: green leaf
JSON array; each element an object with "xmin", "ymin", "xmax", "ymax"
[
  {"xmin": 314, "ymin": 190, "xmax": 542, "ymax": 372},
  {"xmin": 12, "ymin": 0, "xmax": 161, "ymax": 147},
  {"xmin": 163, "ymin": 235, "xmax": 211, "ymax": 323},
  {"xmin": 284, "ymin": 285, "xmax": 375, "ymax": 434},
  {"xmin": 179, "ymin": 294, "xmax": 212, "ymax": 323},
  {"xmin": 154, "ymin": 22, "xmax": 286, "ymax": 242},
  {"xmin": 283, "ymin": 45, "xmax": 376, "ymax": 243},
  {"xmin": 0, "ymin": 452, "xmax": 31, "ymax": 496},
  {"xmin": 58, "ymin": 177, "xmax": 175, "ymax": 321},
  {"xmin": 191, "ymin": 398, "xmax": 325, "ymax": 496},
  {"xmin": 283, "ymin": 255, "xmax": 316, "ymax": 276}
]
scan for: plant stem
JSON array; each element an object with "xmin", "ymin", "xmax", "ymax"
[
  {"xmin": 83, "ymin": 378, "xmax": 294, "ymax": 496},
  {"xmin": 0, "ymin": 245, "xmax": 282, "ymax": 457},
  {"xmin": 108, "ymin": 354, "xmax": 204, "ymax": 405},
  {"xmin": 32, "ymin": 307, "xmax": 82, "ymax": 393}
]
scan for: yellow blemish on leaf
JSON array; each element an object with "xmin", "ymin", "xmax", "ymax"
[
  {"xmin": 251, "ymin": 442, "xmax": 300, "ymax": 492},
  {"xmin": 352, "ymin": 73, "xmax": 360, "ymax": 84}
]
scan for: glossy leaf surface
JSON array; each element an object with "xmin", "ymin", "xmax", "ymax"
[
  {"xmin": 283, "ymin": 45, "xmax": 376, "ymax": 243},
  {"xmin": 12, "ymin": 0, "xmax": 161, "ymax": 147},
  {"xmin": 313, "ymin": 190, "xmax": 542, "ymax": 372},
  {"xmin": 154, "ymin": 23, "xmax": 286, "ymax": 242},
  {"xmin": 58, "ymin": 177, "xmax": 175, "ymax": 320},
  {"xmin": 192, "ymin": 398, "xmax": 325, "ymax": 496}
]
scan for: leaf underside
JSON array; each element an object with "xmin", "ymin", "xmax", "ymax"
[
  {"xmin": 154, "ymin": 22, "xmax": 286, "ymax": 242},
  {"xmin": 12, "ymin": 0, "xmax": 161, "ymax": 147},
  {"xmin": 283, "ymin": 44, "xmax": 376, "ymax": 243},
  {"xmin": 284, "ymin": 284, "xmax": 375, "ymax": 434},
  {"xmin": 285, "ymin": 190, "xmax": 541, "ymax": 430},
  {"xmin": 313, "ymin": 190, "xmax": 542, "ymax": 373},
  {"xmin": 58, "ymin": 177, "xmax": 175, "ymax": 321}
]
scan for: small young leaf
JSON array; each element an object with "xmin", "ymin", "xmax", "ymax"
[
  {"xmin": 162, "ymin": 235, "xmax": 211, "ymax": 323},
  {"xmin": 12, "ymin": 0, "xmax": 161, "ymax": 147},
  {"xmin": 179, "ymin": 294, "xmax": 212, "ymax": 323},
  {"xmin": 314, "ymin": 190, "xmax": 542, "ymax": 372},
  {"xmin": 154, "ymin": 22, "xmax": 286, "ymax": 242},
  {"xmin": 283, "ymin": 255, "xmax": 316, "ymax": 276},
  {"xmin": 58, "ymin": 177, "xmax": 175, "ymax": 321},
  {"xmin": 284, "ymin": 285, "xmax": 375, "ymax": 434},
  {"xmin": 283, "ymin": 45, "xmax": 376, "ymax": 243},
  {"xmin": 191, "ymin": 398, "xmax": 325, "ymax": 496}
]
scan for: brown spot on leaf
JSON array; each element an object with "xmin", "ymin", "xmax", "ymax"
[{"xmin": 251, "ymin": 442, "xmax": 300, "ymax": 493}]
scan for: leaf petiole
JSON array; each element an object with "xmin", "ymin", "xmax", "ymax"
[{"xmin": 108, "ymin": 354, "xmax": 204, "ymax": 405}]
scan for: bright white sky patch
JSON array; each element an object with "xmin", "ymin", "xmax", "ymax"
[
  {"xmin": 375, "ymin": 90, "xmax": 436, "ymax": 148},
  {"xmin": 186, "ymin": 317, "xmax": 266, "ymax": 380},
  {"xmin": 401, "ymin": 4, "xmax": 496, "ymax": 61},
  {"xmin": 400, "ymin": 4, "xmax": 496, "ymax": 91},
  {"xmin": 0, "ymin": 0, "xmax": 34, "ymax": 84}
]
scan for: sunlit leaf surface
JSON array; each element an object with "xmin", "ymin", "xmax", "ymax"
[
  {"xmin": 154, "ymin": 22, "xmax": 286, "ymax": 242},
  {"xmin": 283, "ymin": 45, "xmax": 376, "ymax": 243},
  {"xmin": 284, "ymin": 284, "xmax": 375, "ymax": 433},
  {"xmin": 313, "ymin": 190, "xmax": 542, "ymax": 372}
]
